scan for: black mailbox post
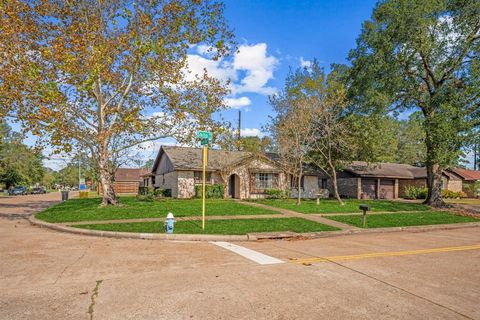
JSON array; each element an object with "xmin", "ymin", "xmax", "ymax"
[{"xmin": 359, "ymin": 205, "xmax": 370, "ymax": 227}]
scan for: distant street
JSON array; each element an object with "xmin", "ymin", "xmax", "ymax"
[{"xmin": 0, "ymin": 192, "xmax": 75, "ymax": 218}]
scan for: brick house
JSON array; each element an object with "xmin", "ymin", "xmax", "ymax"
[
  {"xmin": 447, "ymin": 168, "xmax": 480, "ymax": 197},
  {"xmin": 335, "ymin": 162, "xmax": 463, "ymax": 199},
  {"xmin": 145, "ymin": 146, "xmax": 324, "ymax": 199},
  {"xmin": 144, "ymin": 146, "xmax": 472, "ymax": 200}
]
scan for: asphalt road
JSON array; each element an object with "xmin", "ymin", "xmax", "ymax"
[{"xmin": 1, "ymin": 195, "xmax": 479, "ymax": 319}]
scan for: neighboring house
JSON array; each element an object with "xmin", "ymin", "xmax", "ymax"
[
  {"xmin": 335, "ymin": 162, "xmax": 464, "ymax": 199},
  {"xmin": 448, "ymin": 168, "xmax": 480, "ymax": 197},
  {"xmin": 147, "ymin": 146, "xmax": 324, "ymax": 199},
  {"xmin": 104, "ymin": 168, "xmax": 149, "ymax": 194}
]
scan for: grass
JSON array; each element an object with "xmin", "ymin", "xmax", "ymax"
[
  {"xmin": 325, "ymin": 211, "xmax": 477, "ymax": 228},
  {"xmin": 72, "ymin": 218, "xmax": 340, "ymax": 235},
  {"xmin": 445, "ymin": 198, "xmax": 480, "ymax": 206},
  {"xmin": 251, "ymin": 198, "xmax": 431, "ymax": 214},
  {"xmin": 36, "ymin": 197, "xmax": 279, "ymax": 223}
]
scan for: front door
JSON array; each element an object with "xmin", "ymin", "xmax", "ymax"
[{"xmin": 229, "ymin": 175, "xmax": 236, "ymax": 198}]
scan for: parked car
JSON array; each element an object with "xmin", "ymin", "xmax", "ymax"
[
  {"xmin": 12, "ymin": 186, "xmax": 28, "ymax": 195},
  {"xmin": 31, "ymin": 186, "xmax": 47, "ymax": 194}
]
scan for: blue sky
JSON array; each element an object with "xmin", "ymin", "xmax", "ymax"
[
  {"xmin": 218, "ymin": 0, "xmax": 378, "ymax": 137},
  {"xmin": 22, "ymin": 0, "xmax": 474, "ymax": 169}
]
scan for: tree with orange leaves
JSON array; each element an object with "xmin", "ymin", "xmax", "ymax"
[{"xmin": 0, "ymin": 0, "xmax": 234, "ymax": 205}]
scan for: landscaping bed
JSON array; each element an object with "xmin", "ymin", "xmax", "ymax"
[
  {"xmin": 71, "ymin": 217, "xmax": 340, "ymax": 235},
  {"xmin": 250, "ymin": 199, "xmax": 430, "ymax": 214},
  {"xmin": 325, "ymin": 211, "xmax": 477, "ymax": 228},
  {"xmin": 36, "ymin": 197, "xmax": 279, "ymax": 223}
]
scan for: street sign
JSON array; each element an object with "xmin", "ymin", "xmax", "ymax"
[{"xmin": 196, "ymin": 131, "xmax": 212, "ymax": 140}]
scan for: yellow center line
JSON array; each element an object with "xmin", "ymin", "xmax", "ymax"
[{"xmin": 289, "ymin": 244, "xmax": 480, "ymax": 264}]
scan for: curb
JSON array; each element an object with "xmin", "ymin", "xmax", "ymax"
[
  {"xmin": 29, "ymin": 215, "xmax": 480, "ymax": 242},
  {"xmin": 28, "ymin": 215, "xmax": 248, "ymax": 241}
]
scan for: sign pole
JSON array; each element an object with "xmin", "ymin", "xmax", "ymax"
[{"xmin": 202, "ymin": 145, "xmax": 207, "ymax": 230}]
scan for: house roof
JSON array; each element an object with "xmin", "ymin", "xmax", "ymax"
[
  {"xmin": 449, "ymin": 168, "xmax": 480, "ymax": 181},
  {"xmin": 156, "ymin": 146, "xmax": 265, "ymax": 171},
  {"xmin": 343, "ymin": 161, "xmax": 427, "ymax": 179},
  {"xmin": 115, "ymin": 168, "xmax": 150, "ymax": 181}
]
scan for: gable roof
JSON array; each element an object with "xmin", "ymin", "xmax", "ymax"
[
  {"xmin": 343, "ymin": 161, "xmax": 426, "ymax": 179},
  {"xmin": 152, "ymin": 146, "xmax": 277, "ymax": 172},
  {"xmin": 449, "ymin": 168, "xmax": 480, "ymax": 181},
  {"xmin": 115, "ymin": 168, "xmax": 150, "ymax": 181}
]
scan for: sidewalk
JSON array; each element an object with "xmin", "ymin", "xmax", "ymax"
[{"xmin": 237, "ymin": 200, "xmax": 359, "ymax": 231}]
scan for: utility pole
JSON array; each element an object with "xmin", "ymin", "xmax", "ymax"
[
  {"xmin": 237, "ymin": 110, "xmax": 241, "ymax": 151},
  {"xmin": 474, "ymin": 141, "xmax": 478, "ymax": 170}
]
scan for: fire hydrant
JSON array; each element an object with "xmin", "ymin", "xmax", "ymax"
[{"xmin": 164, "ymin": 212, "xmax": 176, "ymax": 234}]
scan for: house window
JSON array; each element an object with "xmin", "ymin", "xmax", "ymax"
[
  {"xmin": 290, "ymin": 175, "xmax": 305, "ymax": 189},
  {"xmin": 318, "ymin": 178, "xmax": 328, "ymax": 189},
  {"xmin": 255, "ymin": 173, "xmax": 275, "ymax": 189},
  {"xmin": 194, "ymin": 171, "xmax": 212, "ymax": 184},
  {"xmin": 151, "ymin": 176, "xmax": 156, "ymax": 186}
]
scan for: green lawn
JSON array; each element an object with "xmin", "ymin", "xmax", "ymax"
[
  {"xmin": 72, "ymin": 218, "xmax": 340, "ymax": 235},
  {"xmin": 251, "ymin": 199, "xmax": 431, "ymax": 214},
  {"xmin": 445, "ymin": 198, "xmax": 480, "ymax": 206},
  {"xmin": 36, "ymin": 197, "xmax": 279, "ymax": 223},
  {"xmin": 325, "ymin": 211, "xmax": 477, "ymax": 228}
]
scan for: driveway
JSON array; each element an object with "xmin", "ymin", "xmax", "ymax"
[
  {"xmin": 0, "ymin": 192, "xmax": 77, "ymax": 219},
  {"xmin": 1, "ymin": 213, "xmax": 479, "ymax": 319}
]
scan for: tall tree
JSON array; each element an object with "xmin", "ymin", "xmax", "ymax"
[
  {"xmin": 347, "ymin": 0, "xmax": 480, "ymax": 206},
  {"xmin": 269, "ymin": 77, "xmax": 317, "ymax": 205},
  {"xmin": 0, "ymin": 122, "xmax": 45, "ymax": 188},
  {"xmin": 1, "ymin": 0, "xmax": 234, "ymax": 205}
]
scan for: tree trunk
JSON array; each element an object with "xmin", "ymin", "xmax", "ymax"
[
  {"xmin": 330, "ymin": 166, "xmax": 344, "ymax": 205},
  {"xmin": 424, "ymin": 163, "xmax": 445, "ymax": 207},
  {"xmin": 296, "ymin": 171, "xmax": 302, "ymax": 205},
  {"xmin": 98, "ymin": 150, "xmax": 118, "ymax": 206},
  {"xmin": 423, "ymin": 117, "xmax": 446, "ymax": 207}
]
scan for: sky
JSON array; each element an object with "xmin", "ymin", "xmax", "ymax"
[{"xmin": 20, "ymin": 0, "xmax": 474, "ymax": 169}]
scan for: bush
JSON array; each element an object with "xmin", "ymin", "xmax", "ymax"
[
  {"xmin": 441, "ymin": 189, "xmax": 466, "ymax": 199},
  {"xmin": 136, "ymin": 194, "xmax": 154, "ymax": 202},
  {"xmin": 403, "ymin": 186, "xmax": 428, "ymax": 199},
  {"xmin": 195, "ymin": 184, "xmax": 224, "ymax": 198},
  {"xmin": 265, "ymin": 188, "xmax": 287, "ymax": 199}
]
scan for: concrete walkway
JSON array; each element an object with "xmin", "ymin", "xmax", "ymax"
[{"xmin": 237, "ymin": 200, "xmax": 359, "ymax": 231}]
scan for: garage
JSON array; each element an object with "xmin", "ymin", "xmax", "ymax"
[
  {"xmin": 361, "ymin": 179, "xmax": 377, "ymax": 199},
  {"xmin": 379, "ymin": 179, "xmax": 395, "ymax": 199}
]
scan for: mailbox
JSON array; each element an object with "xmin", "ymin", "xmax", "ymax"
[
  {"xmin": 359, "ymin": 205, "xmax": 370, "ymax": 227},
  {"xmin": 359, "ymin": 205, "xmax": 370, "ymax": 212}
]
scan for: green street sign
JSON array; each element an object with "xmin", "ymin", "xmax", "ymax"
[
  {"xmin": 196, "ymin": 131, "xmax": 212, "ymax": 140},
  {"xmin": 200, "ymin": 138, "xmax": 209, "ymax": 146}
]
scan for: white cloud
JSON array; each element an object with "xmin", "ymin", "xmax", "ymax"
[
  {"xmin": 223, "ymin": 96, "xmax": 251, "ymax": 109},
  {"xmin": 299, "ymin": 56, "xmax": 312, "ymax": 68},
  {"xmin": 184, "ymin": 43, "xmax": 279, "ymax": 108},
  {"xmin": 240, "ymin": 128, "xmax": 263, "ymax": 137},
  {"xmin": 233, "ymin": 43, "xmax": 278, "ymax": 95},
  {"xmin": 185, "ymin": 54, "xmax": 236, "ymax": 83}
]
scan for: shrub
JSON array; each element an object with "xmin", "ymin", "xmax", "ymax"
[
  {"xmin": 403, "ymin": 186, "xmax": 428, "ymax": 199},
  {"xmin": 195, "ymin": 184, "xmax": 224, "ymax": 198},
  {"xmin": 136, "ymin": 194, "xmax": 154, "ymax": 202},
  {"xmin": 265, "ymin": 188, "xmax": 287, "ymax": 199},
  {"xmin": 441, "ymin": 189, "xmax": 467, "ymax": 199}
]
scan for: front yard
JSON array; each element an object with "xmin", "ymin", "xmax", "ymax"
[
  {"xmin": 36, "ymin": 197, "xmax": 279, "ymax": 223},
  {"xmin": 72, "ymin": 218, "xmax": 340, "ymax": 235},
  {"xmin": 35, "ymin": 197, "xmax": 479, "ymax": 235},
  {"xmin": 325, "ymin": 211, "xmax": 477, "ymax": 228},
  {"xmin": 250, "ymin": 198, "xmax": 430, "ymax": 214}
]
